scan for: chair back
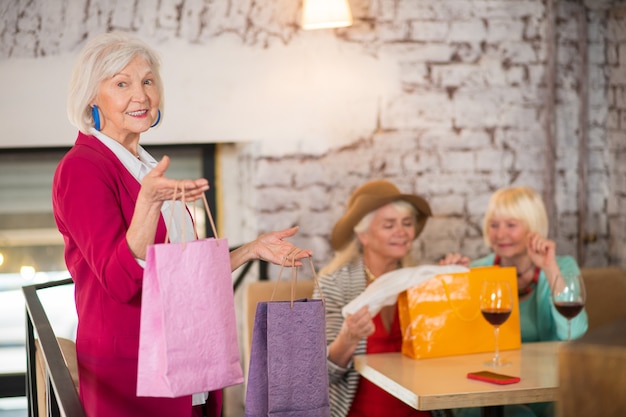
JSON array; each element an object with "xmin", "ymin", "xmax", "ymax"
[{"xmin": 581, "ymin": 267, "xmax": 626, "ymax": 331}]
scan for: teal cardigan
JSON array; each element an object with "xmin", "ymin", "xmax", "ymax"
[{"xmin": 471, "ymin": 254, "xmax": 588, "ymax": 342}]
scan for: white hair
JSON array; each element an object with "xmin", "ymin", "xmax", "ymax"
[{"xmin": 67, "ymin": 31, "xmax": 164, "ymax": 134}]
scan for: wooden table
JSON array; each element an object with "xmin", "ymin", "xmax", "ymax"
[{"xmin": 354, "ymin": 342, "xmax": 561, "ymax": 415}]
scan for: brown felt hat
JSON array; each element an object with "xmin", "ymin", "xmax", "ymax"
[{"xmin": 330, "ymin": 180, "xmax": 432, "ymax": 251}]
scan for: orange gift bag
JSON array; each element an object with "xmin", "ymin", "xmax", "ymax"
[{"xmin": 398, "ymin": 266, "xmax": 521, "ymax": 359}]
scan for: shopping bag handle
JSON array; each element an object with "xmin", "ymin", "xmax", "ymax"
[
  {"xmin": 197, "ymin": 190, "xmax": 219, "ymax": 239},
  {"xmin": 437, "ymin": 276, "xmax": 480, "ymax": 322},
  {"xmin": 272, "ymin": 249, "xmax": 325, "ymax": 308},
  {"xmin": 164, "ymin": 182, "xmax": 219, "ymax": 245}
]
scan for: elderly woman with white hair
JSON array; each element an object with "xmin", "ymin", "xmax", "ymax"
[
  {"xmin": 314, "ymin": 180, "xmax": 448, "ymax": 417},
  {"xmin": 53, "ymin": 31, "xmax": 311, "ymax": 417}
]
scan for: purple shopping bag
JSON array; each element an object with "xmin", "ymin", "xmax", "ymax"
[
  {"xmin": 245, "ymin": 259, "xmax": 330, "ymax": 417},
  {"xmin": 137, "ymin": 194, "xmax": 243, "ymax": 397}
]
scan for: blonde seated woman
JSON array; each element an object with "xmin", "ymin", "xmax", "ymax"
[{"xmin": 440, "ymin": 186, "xmax": 588, "ymax": 417}]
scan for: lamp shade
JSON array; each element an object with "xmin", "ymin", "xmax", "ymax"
[{"xmin": 301, "ymin": 0, "xmax": 353, "ymax": 30}]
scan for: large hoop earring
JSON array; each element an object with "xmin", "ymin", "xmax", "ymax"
[
  {"xmin": 91, "ymin": 105, "xmax": 101, "ymax": 131},
  {"xmin": 150, "ymin": 109, "xmax": 161, "ymax": 128}
]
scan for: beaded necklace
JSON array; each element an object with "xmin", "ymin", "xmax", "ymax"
[{"xmin": 494, "ymin": 255, "xmax": 540, "ymax": 297}]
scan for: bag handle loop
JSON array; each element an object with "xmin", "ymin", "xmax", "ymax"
[
  {"xmin": 437, "ymin": 276, "xmax": 480, "ymax": 322},
  {"xmin": 271, "ymin": 249, "xmax": 325, "ymax": 309},
  {"xmin": 164, "ymin": 182, "xmax": 219, "ymax": 246},
  {"xmin": 164, "ymin": 182, "xmax": 179, "ymax": 245}
]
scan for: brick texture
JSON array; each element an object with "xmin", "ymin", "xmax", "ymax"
[{"xmin": 1, "ymin": 0, "xmax": 625, "ymax": 270}]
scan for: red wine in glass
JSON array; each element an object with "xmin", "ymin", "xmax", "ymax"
[
  {"xmin": 481, "ymin": 309, "xmax": 512, "ymax": 326},
  {"xmin": 552, "ymin": 273, "xmax": 586, "ymax": 341},
  {"xmin": 480, "ymin": 280, "xmax": 514, "ymax": 366},
  {"xmin": 553, "ymin": 301, "xmax": 584, "ymax": 319}
]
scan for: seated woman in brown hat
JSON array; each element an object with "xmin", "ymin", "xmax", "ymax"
[{"xmin": 313, "ymin": 180, "xmax": 446, "ymax": 417}]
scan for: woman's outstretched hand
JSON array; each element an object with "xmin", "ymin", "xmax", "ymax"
[
  {"xmin": 140, "ymin": 156, "xmax": 209, "ymax": 204},
  {"xmin": 229, "ymin": 226, "xmax": 313, "ymax": 271},
  {"xmin": 128, "ymin": 156, "xmax": 210, "ymax": 260}
]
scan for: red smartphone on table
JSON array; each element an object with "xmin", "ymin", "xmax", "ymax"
[{"xmin": 467, "ymin": 370, "xmax": 521, "ymax": 385}]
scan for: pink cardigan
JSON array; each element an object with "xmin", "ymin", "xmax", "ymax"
[{"xmin": 52, "ymin": 132, "xmax": 218, "ymax": 417}]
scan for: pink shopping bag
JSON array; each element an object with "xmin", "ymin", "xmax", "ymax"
[{"xmin": 137, "ymin": 193, "xmax": 243, "ymax": 397}]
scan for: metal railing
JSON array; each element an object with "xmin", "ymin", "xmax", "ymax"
[
  {"xmin": 233, "ymin": 258, "xmax": 269, "ymax": 291},
  {"xmin": 23, "ymin": 278, "xmax": 86, "ymax": 417}
]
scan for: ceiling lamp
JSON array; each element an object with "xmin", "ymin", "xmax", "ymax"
[{"xmin": 302, "ymin": 0, "xmax": 353, "ymax": 30}]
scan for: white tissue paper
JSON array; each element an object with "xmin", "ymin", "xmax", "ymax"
[{"xmin": 341, "ymin": 264, "xmax": 469, "ymax": 318}]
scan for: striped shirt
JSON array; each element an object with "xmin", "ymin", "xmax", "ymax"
[{"xmin": 313, "ymin": 257, "xmax": 367, "ymax": 417}]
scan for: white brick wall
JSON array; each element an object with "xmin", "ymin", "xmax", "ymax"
[{"xmin": 243, "ymin": 0, "xmax": 625, "ymax": 271}]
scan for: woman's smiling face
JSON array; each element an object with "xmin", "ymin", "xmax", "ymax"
[
  {"xmin": 93, "ymin": 56, "xmax": 160, "ymax": 143},
  {"xmin": 487, "ymin": 216, "xmax": 529, "ymax": 258},
  {"xmin": 358, "ymin": 203, "xmax": 417, "ymax": 262}
]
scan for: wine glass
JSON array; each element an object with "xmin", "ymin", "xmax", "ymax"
[
  {"xmin": 551, "ymin": 272, "xmax": 586, "ymax": 341},
  {"xmin": 480, "ymin": 280, "xmax": 513, "ymax": 367}
]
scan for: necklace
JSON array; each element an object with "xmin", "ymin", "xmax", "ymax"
[
  {"xmin": 364, "ymin": 262, "xmax": 402, "ymax": 284},
  {"xmin": 364, "ymin": 265, "xmax": 377, "ymax": 283},
  {"xmin": 494, "ymin": 255, "xmax": 540, "ymax": 297},
  {"xmin": 517, "ymin": 268, "xmax": 540, "ymax": 297},
  {"xmin": 516, "ymin": 262, "xmax": 535, "ymax": 278}
]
